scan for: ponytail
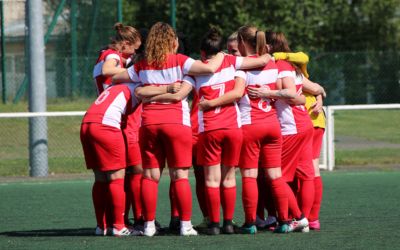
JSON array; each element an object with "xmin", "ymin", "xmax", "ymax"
[{"xmin": 255, "ymin": 30, "xmax": 267, "ymax": 55}]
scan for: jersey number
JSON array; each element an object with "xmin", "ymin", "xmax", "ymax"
[
  {"xmin": 211, "ymin": 83, "xmax": 225, "ymax": 114},
  {"xmin": 95, "ymin": 89, "xmax": 110, "ymax": 105},
  {"xmin": 257, "ymin": 85, "xmax": 271, "ymax": 112}
]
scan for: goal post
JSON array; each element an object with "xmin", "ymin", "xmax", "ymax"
[{"xmin": 325, "ymin": 103, "xmax": 400, "ymax": 171}]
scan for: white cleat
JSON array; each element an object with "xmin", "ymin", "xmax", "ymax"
[
  {"xmin": 301, "ymin": 225, "xmax": 310, "ymax": 233},
  {"xmin": 112, "ymin": 227, "xmax": 132, "ymax": 237},
  {"xmin": 289, "ymin": 217, "xmax": 309, "ymax": 232},
  {"xmin": 143, "ymin": 221, "xmax": 157, "ymax": 237},
  {"xmin": 180, "ymin": 226, "xmax": 198, "ymax": 236}
]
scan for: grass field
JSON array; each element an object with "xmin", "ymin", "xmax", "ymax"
[{"xmin": 1, "ymin": 170, "xmax": 399, "ymax": 249}]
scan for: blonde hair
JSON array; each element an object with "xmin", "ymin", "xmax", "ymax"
[
  {"xmin": 145, "ymin": 22, "xmax": 177, "ymax": 68},
  {"xmin": 237, "ymin": 25, "xmax": 267, "ymax": 55},
  {"xmin": 110, "ymin": 22, "xmax": 141, "ymax": 49}
]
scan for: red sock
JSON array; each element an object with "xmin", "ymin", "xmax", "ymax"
[
  {"xmin": 124, "ymin": 175, "xmax": 131, "ymax": 224},
  {"xmin": 169, "ymin": 182, "xmax": 180, "ymax": 218},
  {"xmin": 270, "ymin": 178, "xmax": 289, "ymax": 222},
  {"xmin": 297, "ymin": 179, "xmax": 315, "ymax": 218},
  {"xmin": 92, "ymin": 181, "xmax": 108, "ymax": 229},
  {"xmin": 221, "ymin": 186, "xmax": 236, "ymax": 221},
  {"xmin": 286, "ymin": 182, "xmax": 302, "ymax": 219},
  {"xmin": 194, "ymin": 166, "xmax": 208, "ymax": 217},
  {"xmin": 108, "ymin": 178, "xmax": 126, "ymax": 230},
  {"xmin": 173, "ymin": 178, "xmax": 193, "ymax": 221},
  {"xmin": 205, "ymin": 186, "xmax": 220, "ymax": 223},
  {"xmin": 264, "ymin": 180, "xmax": 277, "ymax": 217},
  {"xmin": 256, "ymin": 173, "xmax": 266, "ymax": 219},
  {"xmin": 242, "ymin": 177, "xmax": 258, "ymax": 224},
  {"xmin": 309, "ymin": 177, "xmax": 323, "ymax": 221},
  {"xmin": 141, "ymin": 177, "xmax": 158, "ymax": 221},
  {"xmin": 129, "ymin": 173, "xmax": 143, "ymax": 220}
]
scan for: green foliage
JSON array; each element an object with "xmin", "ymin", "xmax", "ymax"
[{"xmin": 122, "ymin": 0, "xmax": 400, "ymax": 53}]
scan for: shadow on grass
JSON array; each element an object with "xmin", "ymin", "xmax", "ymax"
[{"xmin": 0, "ymin": 227, "xmax": 185, "ymax": 237}]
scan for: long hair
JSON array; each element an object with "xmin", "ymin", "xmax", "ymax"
[
  {"xmin": 145, "ymin": 22, "xmax": 177, "ymax": 68},
  {"xmin": 265, "ymin": 31, "xmax": 302, "ymax": 76},
  {"xmin": 109, "ymin": 22, "xmax": 141, "ymax": 49},
  {"xmin": 200, "ymin": 28, "xmax": 223, "ymax": 59},
  {"xmin": 237, "ymin": 25, "xmax": 267, "ymax": 55}
]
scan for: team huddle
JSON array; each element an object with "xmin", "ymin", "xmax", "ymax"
[{"xmin": 80, "ymin": 21, "xmax": 326, "ymax": 237}]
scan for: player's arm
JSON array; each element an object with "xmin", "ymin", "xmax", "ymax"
[
  {"xmin": 112, "ymin": 69, "xmax": 131, "ymax": 83},
  {"xmin": 199, "ymin": 77, "xmax": 246, "ymax": 111},
  {"xmin": 278, "ymin": 77, "xmax": 305, "ymax": 105},
  {"xmin": 135, "ymin": 82, "xmax": 182, "ymax": 99},
  {"xmin": 188, "ymin": 52, "xmax": 224, "ymax": 75},
  {"xmin": 302, "ymin": 78, "xmax": 326, "ymax": 98},
  {"xmin": 247, "ymin": 85, "xmax": 297, "ymax": 100},
  {"xmin": 274, "ymin": 52, "xmax": 309, "ymax": 78},
  {"xmin": 310, "ymin": 94, "xmax": 324, "ymax": 115},
  {"xmin": 142, "ymin": 82, "xmax": 193, "ymax": 103},
  {"xmin": 238, "ymin": 53, "xmax": 272, "ymax": 69},
  {"xmin": 102, "ymin": 58, "xmax": 126, "ymax": 76}
]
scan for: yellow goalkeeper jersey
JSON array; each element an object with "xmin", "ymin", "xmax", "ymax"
[{"xmin": 304, "ymin": 93, "xmax": 326, "ymax": 129}]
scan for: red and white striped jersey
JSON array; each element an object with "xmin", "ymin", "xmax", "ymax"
[
  {"xmin": 274, "ymin": 60, "xmax": 312, "ymax": 135},
  {"xmin": 93, "ymin": 49, "xmax": 124, "ymax": 95},
  {"xmin": 127, "ymin": 53, "xmax": 195, "ymax": 126},
  {"xmin": 236, "ymin": 57, "xmax": 279, "ymax": 125},
  {"xmin": 82, "ymin": 83, "xmax": 140, "ymax": 129},
  {"xmin": 189, "ymin": 55, "xmax": 243, "ymax": 132}
]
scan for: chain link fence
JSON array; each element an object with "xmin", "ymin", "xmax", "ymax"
[{"xmin": 0, "ymin": 114, "xmax": 85, "ymax": 176}]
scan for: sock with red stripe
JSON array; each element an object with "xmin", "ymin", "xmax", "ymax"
[
  {"xmin": 297, "ymin": 179, "xmax": 315, "ymax": 218},
  {"xmin": 92, "ymin": 181, "xmax": 108, "ymax": 229},
  {"xmin": 205, "ymin": 186, "xmax": 220, "ymax": 223},
  {"xmin": 221, "ymin": 186, "xmax": 236, "ymax": 221},
  {"xmin": 270, "ymin": 178, "xmax": 289, "ymax": 222},
  {"xmin": 309, "ymin": 176, "xmax": 323, "ymax": 221},
  {"xmin": 173, "ymin": 178, "xmax": 193, "ymax": 221},
  {"xmin": 108, "ymin": 178, "xmax": 126, "ymax": 230},
  {"xmin": 169, "ymin": 182, "xmax": 180, "ymax": 218},
  {"xmin": 194, "ymin": 166, "xmax": 208, "ymax": 217},
  {"xmin": 242, "ymin": 177, "xmax": 258, "ymax": 224},
  {"xmin": 129, "ymin": 173, "xmax": 143, "ymax": 220},
  {"xmin": 141, "ymin": 177, "xmax": 158, "ymax": 221}
]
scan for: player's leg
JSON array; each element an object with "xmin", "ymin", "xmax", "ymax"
[
  {"xmin": 139, "ymin": 125, "xmax": 164, "ymax": 236},
  {"xmin": 163, "ymin": 124, "xmax": 197, "ymax": 236},
  {"xmin": 106, "ymin": 168, "xmax": 132, "ymax": 236},
  {"xmin": 204, "ymin": 164, "xmax": 222, "ymax": 235},
  {"xmin": 308, "ymin": 127, "xmax": 325, "ymax": 230},
  {"xmin": 220, "ymin": 128, "xmax": 242, "ymax": 234},
  {"xmin": 92, "ymin": 169, "xmax": 108, "ymax": 235}
]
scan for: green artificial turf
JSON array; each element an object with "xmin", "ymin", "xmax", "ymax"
[{"xmin": 0, "ymin": 170, "xmax": 399, "ymax": 249}]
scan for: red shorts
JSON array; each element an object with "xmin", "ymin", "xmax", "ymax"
[
  {"xmin": 80, "ymin": 123, "xmax": 126, "ymax": 171},
  {"xmin": 239, "ymin": 123, "xmax": 282, "ymax": 169},
  {"xmin": 197, "ymin": 128, "xmax": 242, "ymax": 167},
  {"xmin": 281, "ymin": 127, "xmax": 314, "ymax": 182},
  {"xmin": 139, "ymin": 124, "xmax": 192, "ymax": 169},
  {"xmin": 312, "ymin": 127, "xmax": 325, "ymax": 159},
  {"xmin": 123, "ymin": 127, "xmax": 142, "ymax": 167}
]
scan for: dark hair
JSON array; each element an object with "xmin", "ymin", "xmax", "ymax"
[
  {"xmin": 200, "ymin": 28, "xmax": 223, "ymax": 58},
  {"xmin": 127, "ymin": 28, "xmax": 149, "ymax": 67}
]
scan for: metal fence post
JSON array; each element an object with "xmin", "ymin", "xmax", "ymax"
[{"xmin": 28, "ymin": 0, "xmax": 48, "ymax": 177}]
